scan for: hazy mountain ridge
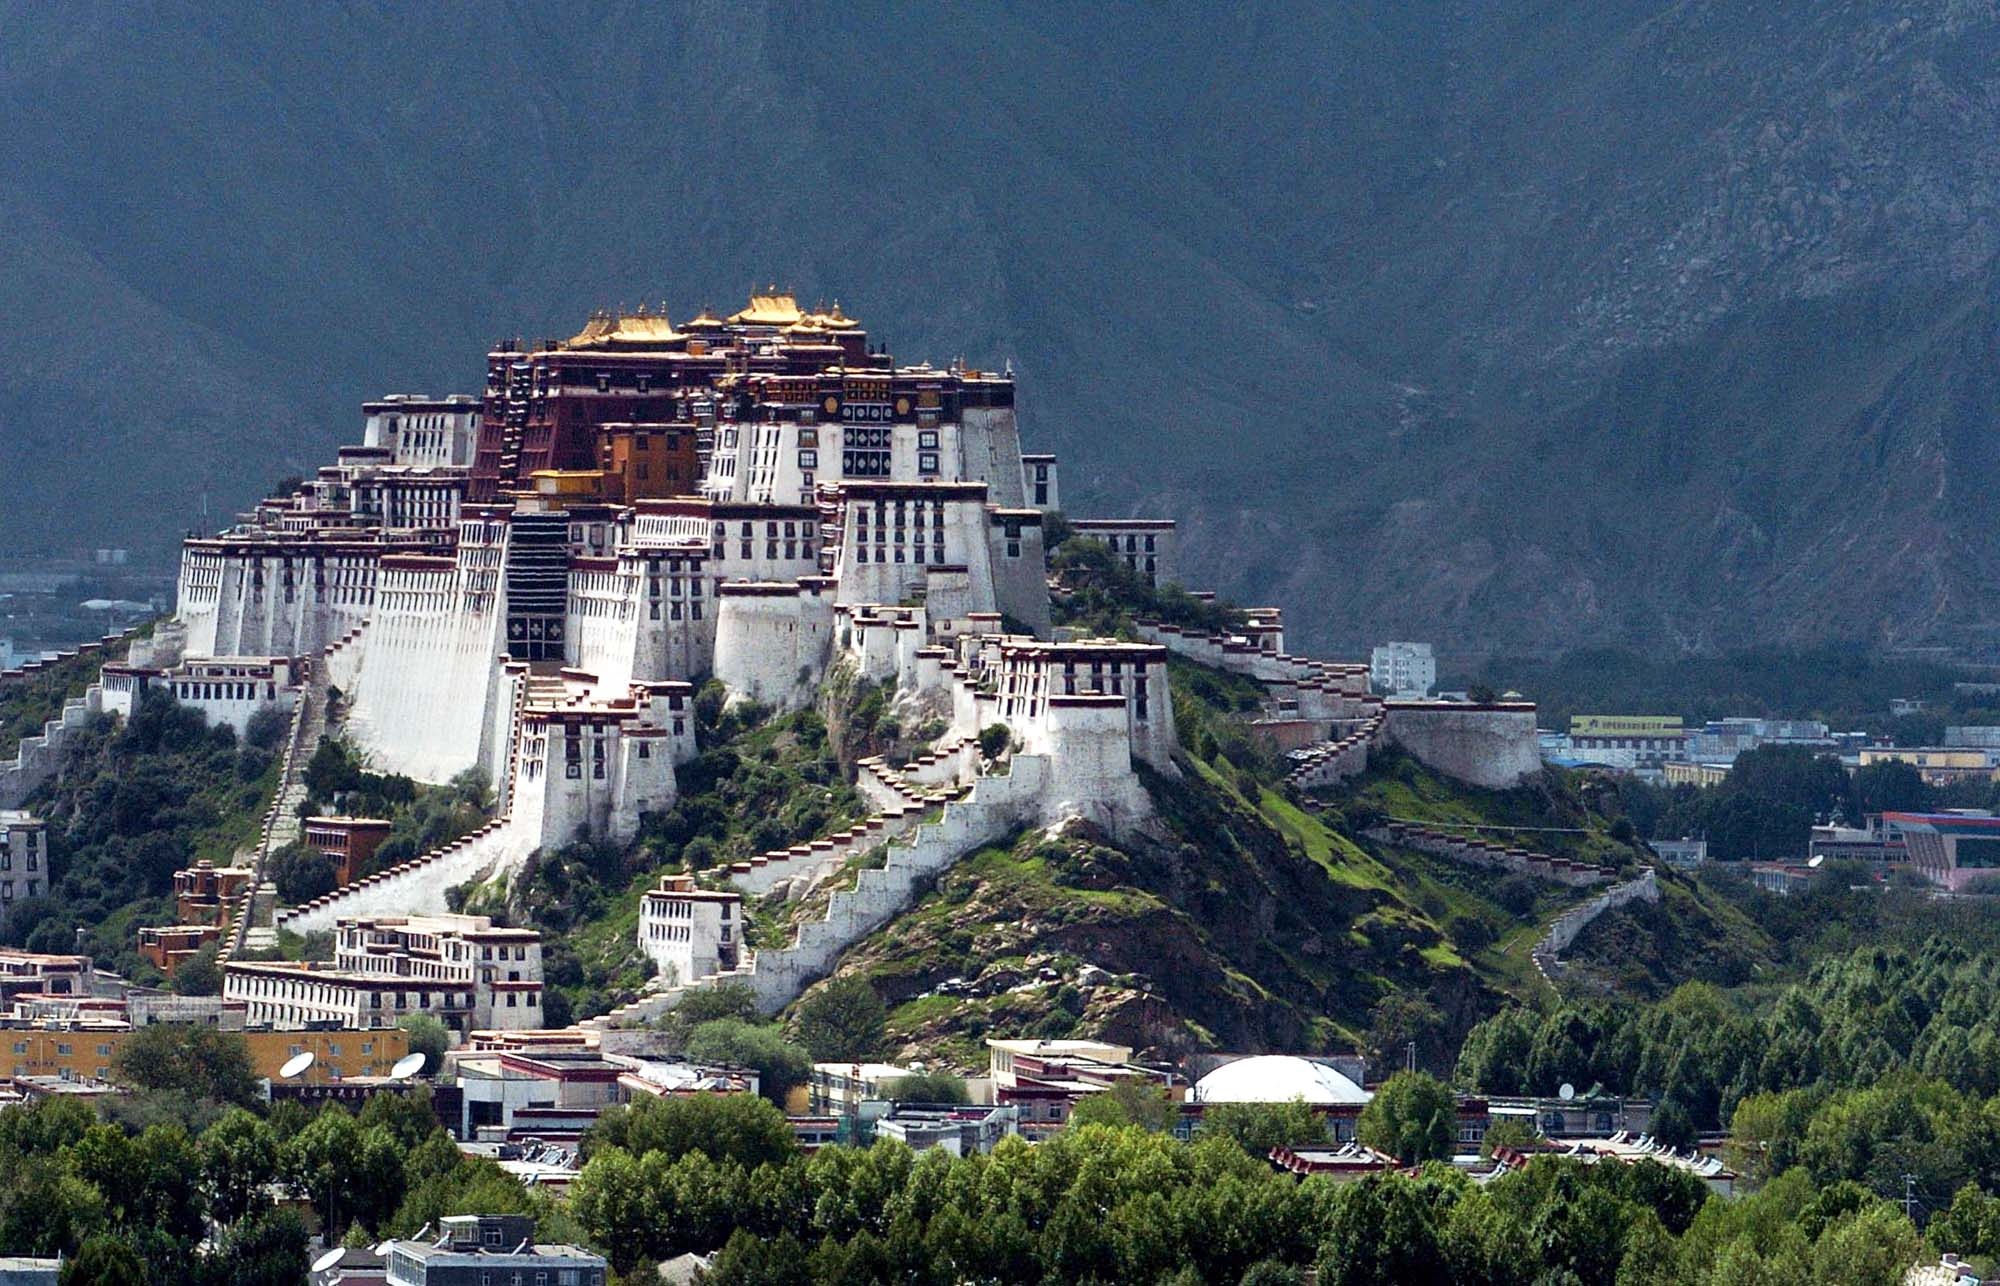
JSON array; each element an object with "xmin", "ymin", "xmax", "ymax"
[{"xmin": 5, "ymin": 1, "xmax": 1999, "ymax": 656}]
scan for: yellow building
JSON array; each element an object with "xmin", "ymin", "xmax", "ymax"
[
  {"xmin": 1857, "ymin": 746, "xmax": 2000, "ymax": 787},
  {"xmin": 3, "ymin": 1025, "xmax": 408, "ymax": 1085},
  {"xmin": 1662, "ymin": 761, "xmax": 1731, "ymax": 788}
]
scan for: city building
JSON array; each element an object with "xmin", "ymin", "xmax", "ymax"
[
  {"xmin": 0, "ymin": 950, "xmax": 89, "ymax": 1006},
  {"xmin": 1746, "ymin": 862, "xmax": 1816, "ymax": 896},
  {"xmin": 1370, "ymin": 642, "xmax": 1436, "ymax": 699},
  {"xmin": 380, "ymin": 1215, "xmax": 606, "ymax": 1286},
  {"xmin": 1884, "ymin": 811, "xmax": 2000, "ymax": 891},
  {"xmin": 809, "ymin": 1061, "xmax": 925, "ymax": 1115},
  {"xmin": 223, "ymin": 914, "xmax": 543, "ymax": 1031},
  {"xmin": 0, "ymin": 813, "xmax": 48, "ymax": 925},
  {"xmin": 1686, "ymin": 717, "xmax": 1834, "ymax": 764},
  {"xmin": 1661, "ymin": 761, "xmax": 1731, "ymax": 788},
  {"xmin": 873, "ymin": 1103, "xmax": 1020, "ymax": 1155},
  {"xmin": 1565, "ymin": 716, "xmax": 1687, "ymax": 769},
  {"xmin": 1191, "ymin": 1055, "xmax": 1372, "ymax": 1106},
  {"xmin": 1859, "ymin": 747, "xmax": 2000, "ymax": 787},
  {"xmin": 987, "ymin": 1039, "xmax": 1183, "ymax": 1137},
  {"xmin": 1, "ymin": 1023, "xmax": 406, "ymax": 1084},
  {"xmin": 1808, "ymin": 816, "xmax": 1909, "ymax": 865},
  {"xmin": 1647, "ymin": 837, "xmax": 1709, "ymax": 869}
]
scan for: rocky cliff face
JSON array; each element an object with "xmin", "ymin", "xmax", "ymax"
[{"xmin": 5, "ymin": 2, "xmax": 2000, "ymax": 655}]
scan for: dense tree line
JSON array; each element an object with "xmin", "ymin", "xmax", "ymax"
[
  {"xmin": 0, "ymin": 696, "xmax": 276, "ymax": 979},
  {"xmin": 1472, "ymin": 646, "xmax": 1959, "ymax": 735},
  {"xmin": 0, "ymin": 1056, "xmax": 575, "ymax": 1285},
  {"xmin": 1459, "ymin": 937, "xmax": 2000, "ymax": 1157},
  {"xmin": 568, "ymin": 1091, "xmax": 1927, "ymax": 1285}
]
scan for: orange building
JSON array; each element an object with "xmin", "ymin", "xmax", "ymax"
[
  {"xmin": 173, "ymin": 859, "xmax": 255, "ymax": 926},
  {"xmin": 303, "ymin": 816, "xmax": 395, "ymax": 886},
  {"xmin": 2, "ymin": 1024, "xmax": 408, "ymax": 1085},
  {"xmin": 597, "ymin": 422, "xmax": 699, "ymax": 502},
  {"xmin": 138, "ymin": 924, "xmax": 221, "ymax": 976}
]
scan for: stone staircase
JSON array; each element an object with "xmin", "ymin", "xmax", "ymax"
[
  {"xmin": 1282, "ymin": 708, "xmax": 1387, "ymax": 790},
  {"xmin": 223, "ymin": 661, "xmax": 327, "ymax": 960},
  {"xmin": 584, "ymin": 755, "xmax": 1048, "ymax": 1027}
]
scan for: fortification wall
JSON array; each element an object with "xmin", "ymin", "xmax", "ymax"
[
  {"xmin": 988, "ymin": 517, "xmax": 1050, "ymax": 636},
  {"xmin": 0, "ymin": 685, "xmax": 105, "ymax": 809},
  {"xmin": 1533, "ymin": 869, "xmax": 1660, "ymax": 980},
  {"xmin": 741, "ymin": 756, "xmax": 1046, "ymax": 1010},
  {"xmin": 1382, "ymin": 703, "xmax": 1541, "ymax": 790},
  {"xmin": 276, "ymin": 818, "xmax": 537, "ymax": 936},
  {"xmin": 343, "ymin": 570, "xmax": 506, "ymax": 784},
  {"xmin": 960, "ymin": 407, "xmax": 1027, "ymax": 508},
  {"xmin": 712, "ymin": 587, "xmax": 833, "ymax": 711}
]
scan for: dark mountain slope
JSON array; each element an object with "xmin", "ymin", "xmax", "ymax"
[{"xmin": 5, "ymin": 2, "xmax": 2000, "ymax": 655}]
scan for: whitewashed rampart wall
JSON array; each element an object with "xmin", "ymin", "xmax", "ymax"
[
  {"xmin": 961, "ymin": 407, "xmax": 1027, "ymax": 508},
  {"xmin": 713, "ymin": 589, "xmax": 834, "ymax": 710},
  {"xmin": 343, "ymin": 566, "xmax": 506, "ymax": 784},
  {"xmin": 1533, "ymin": 869, "xmax": 1660, "ymax": 980},
  {"xmin": 0, "ymin": 685, "xmax": 104, "ymax": 809},
  {"xmin": 276, "ymin": 819, "xmax": 537, "ymax": 936},
  {"xmin": 1382, "ymin": 704, "xmax": 1541, "ymax": 790},
  {"xmin": 1367, "ymin": 823, "xmax": 1613, "ymax": 888}
]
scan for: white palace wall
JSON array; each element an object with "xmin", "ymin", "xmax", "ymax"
[
  {"xmin": 343, "ymin": 558, "xmax": 508, "ymax": 784},
  {"xmin": 713, "ymin": 584, "xmax": 835, "ymax": 711}
]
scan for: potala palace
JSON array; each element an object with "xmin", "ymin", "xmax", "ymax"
[{"xmin": 2, "ymin": 293, "xmax": 1541, "ymax": 1027}]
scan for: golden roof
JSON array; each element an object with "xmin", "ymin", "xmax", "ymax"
[
  {"xmin": 565, "ymin": 305, "xmax": 681, "ymax": 349},
  {"xmin": 814, "ymin": 301, "xmax": 862, "ymax": 330},
  {"xmin": 682, "ymin": 307, "xmax": 726, "ymax": 330},
  {"xmin": 730, "ymin": 288, "xmax": 804, "ymax": 326}
]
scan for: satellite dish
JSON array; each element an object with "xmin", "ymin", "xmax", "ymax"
[
  {"xmin": 1808, "ymin": 854, "xmax": 1825, "ymax": 868},
  {"xmin": 280, "ymin": 1051, "xmax": 316, "ymax": 1080},
  {"xmin": 391, "ymin": 1052, "xmax": 427, "ymax": 1080},
  {"xmin": 311, "ymin": 1247, "xmax": 345, "ymax": 1273},
  {"xmin": 1558, "ymin": 1082, "xmax": 1576, "ymax": 1101}
]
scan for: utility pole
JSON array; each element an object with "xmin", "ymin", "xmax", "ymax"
[
  {"xmin": 1405, "ymin": 1041, "xmax": 1417, "ymax": 1074},
  {"xmin": 1903, "ymin": 1173, "xmax": 1918, "ymax": 1221}
]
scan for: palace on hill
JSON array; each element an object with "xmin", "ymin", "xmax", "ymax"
[{"xmin": 84, "ymin": 289, "xmax": 1539, "ymax": 1022}]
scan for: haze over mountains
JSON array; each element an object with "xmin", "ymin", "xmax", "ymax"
[{"xmin": 5, "ymin": 1, "xmax": 1999, "ymax": 656}]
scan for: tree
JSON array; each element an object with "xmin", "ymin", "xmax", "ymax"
[
  {"xmin": 1850, "ymin": 760, "xmax": 1930, "ymax": 817},
  {"xmin": 884, "ymin": 1071, "xmax": 970, "ymax": 1104},
  {"xmin": 1317, "ymin": 1174, "xmax": 1448, "ymax": 1286},
  {"xmin": 112, "ymin": 1024, "xmax": 256, "ymax": 1104},
  {"xmin": 586, "ymin": 1092, "xmax": 796, "ymax": 1169},
  {"xmin": 1356, "ymin": 1072, "xmax": 1455, "ymax": 1165},
  {"xmin": 210, "ymin": 1207, "xmax": 310, "ymax": 1286},
  {"xmin": 685, "ymin": 1019, "xmax": 813, "ymax": 1105},
  {"xmin": 1068, "ymin": 1079, "xmax": 1178, "ymax": 1132},
  {"xmin": 170, "ymin": 942, "xmax": 222, "ymax": 996},
  {"xmin": 978, "ymin": 723, "xmax": 1012, "ymax": 760},
  {"xmin": 60, "ymin": 1234, "xmax": 144, "ymax": 1286},
  {"xmin": 791, "ymin": 975, "xmax": 887, "ymax": 1062},
  {"xmin": 395, "ymin": 1014, "xmax": 450, "ymax": 1076},
  {"xmin": 200, "ymin": 1109, "xmax": 279, "ymax": 1226},
  {"xmin": 268, "ymin": 843, "xmax": 338, "ymax": 904},
  {"xmin": 1200, "ymin": 1101, "xmax": 1330, "ymax": 1156}
]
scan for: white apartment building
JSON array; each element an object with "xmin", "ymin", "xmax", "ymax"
[{"xmin": 1370, "ymin": 642, "xmax": 1435, "ymax": 698}]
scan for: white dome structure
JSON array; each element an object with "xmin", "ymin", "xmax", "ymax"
[{"xmin": 1192, "ymin": 1056, "xmax": 1372, "ymax": 1105}]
